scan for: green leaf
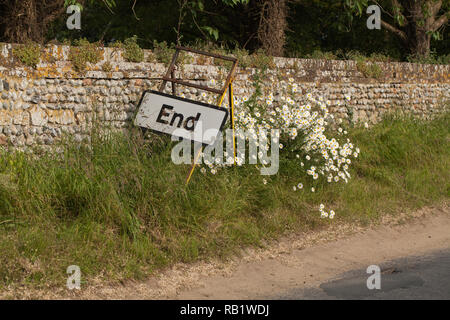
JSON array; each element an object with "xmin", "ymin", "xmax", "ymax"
[
  {"xmin": 202, "ymin": 26, "xmax": 219, "ymax": 41},
  {"xmin": 197, "ymin": 0, "xmax": 204, "ymax": 11}
]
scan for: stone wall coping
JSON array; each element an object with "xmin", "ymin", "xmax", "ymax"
[{"xmin": 0, "ymin": 42, "xmax": 448, "ymax": 83}]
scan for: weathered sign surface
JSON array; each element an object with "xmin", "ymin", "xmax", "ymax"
[{"xmin": 134, "ymin": 91, "xmax": 228, "ymax": 145}]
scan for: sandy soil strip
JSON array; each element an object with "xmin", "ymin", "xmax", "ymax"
[{"xmin": 3, "ymin": 202, "xmax": 449, "ymax": 299}]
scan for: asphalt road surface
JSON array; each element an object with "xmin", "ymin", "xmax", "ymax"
[{"xmin": 271, "ymin": 249, "xmax": 450, "ymax": 300}]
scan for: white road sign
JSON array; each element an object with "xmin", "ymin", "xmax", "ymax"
[{"xmin": 134, "ymin": 90, "xmax": 228, "ymax": 145}]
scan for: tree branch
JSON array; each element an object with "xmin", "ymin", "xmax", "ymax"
[
  {"xmin": 431, "ymin": 0, "xmax": 443, "ymax": 17},
  {"xmin": 381, "ymin": 19, "xmax": 407, "ymax": 42},
  {"xmin": 432, "ymin": 12, "xmax": 449, "ymax": 31},
  {"xmin": 373, "ymin": 0, "xmax": 395, "ymax": 20},
  {"xmin": 132, "ymin": 0, "xmax": 140, "ymax": 20}
]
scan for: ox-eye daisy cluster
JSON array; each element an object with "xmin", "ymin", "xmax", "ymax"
[
  {"xmin": 188, "ymin": 77, "xmax": 361, "ymax": 219},
  {"xmin": 231, "ymin": 76, "xmax": 360, "ymax": 219}
]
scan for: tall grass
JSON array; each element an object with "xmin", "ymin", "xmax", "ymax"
[{"xmin": 0, "ymin": 112, "xmax": 449, "ymax": 289}]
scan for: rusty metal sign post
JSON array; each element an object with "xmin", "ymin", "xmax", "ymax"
[{"xmin": 157, "ymin": 46, "xmax": 238, "ymax": 184}]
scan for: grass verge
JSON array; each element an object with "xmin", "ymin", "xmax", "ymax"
[{"xmin": 0, "ymin": 112, "xmax": 449, "ymax": 290}]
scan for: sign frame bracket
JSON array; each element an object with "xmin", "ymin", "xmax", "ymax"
[{"xmin": 157, "ymin": 46, "xmax": 239, "ymax": 185}]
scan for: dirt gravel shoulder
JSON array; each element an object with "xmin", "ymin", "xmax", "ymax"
[{"xmin": 2, "ymin": 202, "xmax": 449, "ymax": 299}]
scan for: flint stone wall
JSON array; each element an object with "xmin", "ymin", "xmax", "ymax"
[{"xmin": 0, "ymin": 43, "xmax": 448, "ymax": 147}]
